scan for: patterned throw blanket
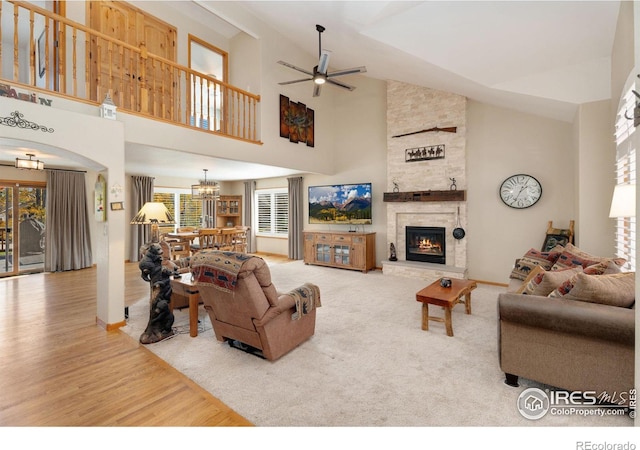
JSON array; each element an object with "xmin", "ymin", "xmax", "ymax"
[
  {"xmin": 191, "ymin": 251, "xmax": 253, "ymax": 293},
  {"xmin": 289, "ymin": 283, "xmax": 322, "ymax": 320}
]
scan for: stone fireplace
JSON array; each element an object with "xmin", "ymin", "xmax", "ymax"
[{"xmin": 383, "ymin": 81, "xmax": 468, "ymax": 282}]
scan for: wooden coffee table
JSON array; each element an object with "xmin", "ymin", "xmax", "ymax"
[
  {"xmin": 170, "ymin": 276, "xmax": 201, "ymax": 337},
  {"xmin": 416, "ymin": 278, "xmax": 477, "ymax": 337}
]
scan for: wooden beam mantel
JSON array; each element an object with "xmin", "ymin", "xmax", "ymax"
[{"xmin": 383, "ymin": 190, "xmax": 466, "ymax": 202}]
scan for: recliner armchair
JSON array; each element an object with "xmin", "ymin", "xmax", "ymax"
[{"xmin": 191, "ymin": 250, "xmax": 320, "ymax": 361}]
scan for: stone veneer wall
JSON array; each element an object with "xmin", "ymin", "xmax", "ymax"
[{"xmin": 384, "ymin": 80, "xmax": 468, "ymax": 282}]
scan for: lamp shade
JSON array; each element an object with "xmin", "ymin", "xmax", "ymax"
[
  {"xmin": 609, "ymin": 184, "xmax": 636, "ymax": 218},
  {"xmin": 130, "ymin": 202, "xmax": 175, "ymax": 224}
]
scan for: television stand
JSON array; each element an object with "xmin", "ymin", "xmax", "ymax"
[{"xmin": 303, "ymin": 231, "xmax": 376, "ymax": 273}]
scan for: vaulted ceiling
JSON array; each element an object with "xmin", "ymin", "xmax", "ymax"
[
  {"xmin": 229, "ymin": 0, "xmax": 620, "ymax": 122},
  {"xmin": 0, "ymin": 1, "xmax": 624, "ymax": 180}
]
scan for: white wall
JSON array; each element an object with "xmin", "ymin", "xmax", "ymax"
[{"xmin": 466, "ymin": 101, "xmax": 575, "ymax": 282}]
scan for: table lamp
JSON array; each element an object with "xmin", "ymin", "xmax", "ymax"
[
  {"xmin": 609, "ymin": 184, "xmax": 636, "ymax": 218},
  {"xmin": 131, "ymin": 201, "xmax": 175, "ymax": 243}
]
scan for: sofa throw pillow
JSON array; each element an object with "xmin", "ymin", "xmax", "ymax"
[
  {"xmin": 549, "ymin": 272, "xmax": 635, "ymax": 308},
  {"xmin": 521, "ymin": 267, "xmax": 583, "ymax": 296},
  {"xmin": 510, "ymin": 247, "xmax": 564, "ymax": 281},
  {"xmin": 583, "ymin": 259, "xmax": 622, "ymax": 275},
  {"xmin": 515, "ymin": 265, "xmax": 546, "ymax": 294},
  {"xmin": 551, "ymin": 243, "xmax": 626, "ymax": 271}
]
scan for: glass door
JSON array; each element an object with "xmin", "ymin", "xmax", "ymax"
[{"xmin": 0, "ymin": 183, "xmax": 46, "ymax": 277}]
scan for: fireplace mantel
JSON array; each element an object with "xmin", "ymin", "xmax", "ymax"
[{"xmin": 383, "ymin": 190, "xmax": 466, "ymax": 202}]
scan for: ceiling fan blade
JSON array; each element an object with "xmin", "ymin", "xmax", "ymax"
[
  {"xmin": 277, "ymin": 60, "xmax": 314, "ymax": 77},
  {"xmin": 278, "ymin": 78, "xmax": 313, "ymax": 85},
  {"xmin": 318, "ymin": 50, "xmax": 331, "ymax": 74},
  {"xmin": 327, "ymin": 66, "xmax": 367, "ymax": 78},
  {"xmin": 313, "ymin": 84, "xmax": 322, "ymax": 97},
  {"xmin": 327, "ymin": 78, "xmax": 356, "ymax": 91}
]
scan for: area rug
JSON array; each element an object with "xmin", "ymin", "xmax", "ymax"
[{"xmin": 123, "ymin": 260, "xmax": 632, "ymax": 427}]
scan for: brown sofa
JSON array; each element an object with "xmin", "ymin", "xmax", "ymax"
[
  {"xmin": 498, "ymin": 248, "xmax": 635, "ymax": 402},
  {"xmin": 191, "ymin": 250, "xmax": 320, "ymax": 361}
]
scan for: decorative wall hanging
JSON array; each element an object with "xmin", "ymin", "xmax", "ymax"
[
  {"xmin": 279, "ymin": 94, "xmax": 314, "ymax": 147},
  {"xmin": 95, "ymin": 175, "xmax": 106, "ymax": 222},
  {"xmin": 405, "ymin": 144, "xmax": 445, "ymax": 162},
  {"xmin": 392, "ymin": 126, "xmax": 457, "ymax": 138},
  {"xmin": 0, "ymin": 83, "xmax": 53, "ymax": 106},
  {"xmin": 0, "ymin": 111, "xmax": 54, "ymax": 132}
]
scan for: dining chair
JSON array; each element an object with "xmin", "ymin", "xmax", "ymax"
[
  {"xmin": 168, "ymin": 238, "xmax": 191, "ymax": 260},
  {"xmin": 218, "ymin": 228, "xmax": 237, "ymax": 251},
  {"xmin": 193, "ymin": 228, "xmax": 221, "ymax": 253},
  {"xmin": 233, "ymin": 226, "xmax": 250, "ymax": 253}
]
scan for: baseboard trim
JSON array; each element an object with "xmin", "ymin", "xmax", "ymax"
[{"xmin": 97, "ymin": 316, "xmax": 126, "ymax": 331}]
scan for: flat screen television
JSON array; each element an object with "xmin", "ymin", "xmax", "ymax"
[{"xmin": 308, "ymin": 183, "xmax": 372, "ymax": 225}]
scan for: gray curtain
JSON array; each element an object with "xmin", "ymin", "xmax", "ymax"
[
  {"xmin": 44, "ymin": 170, "xmax": 93, "ymax": 271},
  {"xmin": 202, "ymin": 199, "xmax": 216, "ymax": 228},
  {"xmin": 288, "ymin": 176, "xmax": 304, "ymax": 259},
  {"xmin": 130, "ymin": 175, "xmax": 154, "ymax": 261},
  {"xmin": 244, "ymin": 180, "xmax": 256, "ymax": 253}
]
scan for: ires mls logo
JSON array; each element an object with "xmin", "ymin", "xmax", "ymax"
[{"xmin": 517, "ymin": 387, "xmax": 636, "ymax": 420}]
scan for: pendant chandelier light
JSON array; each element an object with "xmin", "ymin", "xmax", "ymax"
[
  {"xmin": 191, "ymin": 169, "xmax": 220, "ymax": 200},
  {"xmin": 15, "ymin": 153, "xmax": 44, "ymax": 171}
]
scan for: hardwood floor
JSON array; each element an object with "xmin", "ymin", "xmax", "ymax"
[{"xmin": 0, "ymin": 257, "xmax": 277, "ymax": 426}]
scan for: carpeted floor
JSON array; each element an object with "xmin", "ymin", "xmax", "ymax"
[{"xmin": 123, "ymin": 260, "xmax": 633, "ymax": 427}]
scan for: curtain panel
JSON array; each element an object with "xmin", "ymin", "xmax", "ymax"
[
  {"xmin": 44, "ymin": 171, "xmax": 93, "ymax": 272},
  {"xmin": 244, "ymin": 180, "xmax": 256, "ymax": 253},
  {"xmin": 288, "ymin": 176, "xmax": 304, "ymax": 259},
  {"xmin": 130, "ymin": 175, "xmax": 154, "ymax": 261}
]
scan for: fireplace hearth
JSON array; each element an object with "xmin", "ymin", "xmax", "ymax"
[{"xmin": 406, "ymin": 226, "xmax": 446, "ymax": 264}]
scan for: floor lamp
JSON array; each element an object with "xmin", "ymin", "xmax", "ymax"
[{"xmin": 130, "ymin": 201, "xmax": 176, "ymax": 344}]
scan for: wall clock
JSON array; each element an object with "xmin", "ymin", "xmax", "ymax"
[{"xmin": 499, "ymin": 174, "xmax": 542, "ymax": 209}]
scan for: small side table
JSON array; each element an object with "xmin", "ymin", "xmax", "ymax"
[
  {"xmin": 416, "ymin": 278, "xmax": 477, "ymax": 337},
  {"xmin": 170, "ymin": 276, "xmax": 201, "ymax": 337}
]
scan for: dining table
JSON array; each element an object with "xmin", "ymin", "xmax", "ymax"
[{"xmin": 166, "ymin": 230, "xmax": 200, "ymax": 243}]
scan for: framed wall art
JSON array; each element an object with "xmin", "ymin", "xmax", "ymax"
[
  {"xmin": 279, "ymin": 94, "xmax": 314, "ymax": 147},
  {"xmin": 405, "ymin": 144, "xmax": 445, "ymax": 162}
]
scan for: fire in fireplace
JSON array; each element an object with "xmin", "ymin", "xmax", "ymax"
[{"xmin": 406, "ymin": 226, "xmax": 446, "ymax": 264}]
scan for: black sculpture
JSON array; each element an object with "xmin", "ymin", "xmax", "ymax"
[
  {"xmin": 389, "ymin": 243, "xmax": 398, "ymax": 261},
  {"xmin": 138, "ymin": 243, "xmax": 176, "ymax": 344}
]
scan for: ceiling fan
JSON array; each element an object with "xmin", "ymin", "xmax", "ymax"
[{"xmin": 277, "ymin": 24, "xmax": 367, "ymax": 97}]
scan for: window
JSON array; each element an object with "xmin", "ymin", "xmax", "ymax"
[
  {"xmin": 613, "ymin": 82, "xmax": 637, "ymax": 271},
  {"xmin": 188, "ymin": 35, "xmax": 228, "ymax": 132},
  {"xmin": 153, "ymin": 189, "xmax": 203, "ymax": 235},
  {"xmin": 255, "ymin": 188, "xmax": 288, "ymax": 237}
]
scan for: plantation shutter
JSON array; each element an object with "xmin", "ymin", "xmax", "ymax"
[
  {"xmin": 255, "ymin": 189, "xmax": 289, "ymax": 236},
  {"xmin": 613, "ymin": 147, "xmax": 636, "ymax": 271},
  {"xmin": 274, "ymin": 192, "xmax": 289, "ymax": 234},
  {"xmin": 257, "ymin": 192, "xmax": 272, "ymax": 233},
  {"xmin": 613, "ymin": 80, "xmax": 637, "ymax": 271}
]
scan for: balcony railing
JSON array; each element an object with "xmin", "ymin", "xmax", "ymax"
[{"xmin": 0, "ymin": 1, "xmax": 261, "ymax": 143}]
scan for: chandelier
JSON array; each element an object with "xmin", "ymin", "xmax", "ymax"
[
  {"xmin": 15, "ymin": 153, "xmax": 44, "ymax": 171},
  {"xmin": 191, "ymin": 169, "xmax": 220, "ymax": 200}
]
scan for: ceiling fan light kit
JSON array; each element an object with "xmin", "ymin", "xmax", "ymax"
[{"xmin": 278, "ymin": 24, "xmax": 366, "ymax": 97}]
